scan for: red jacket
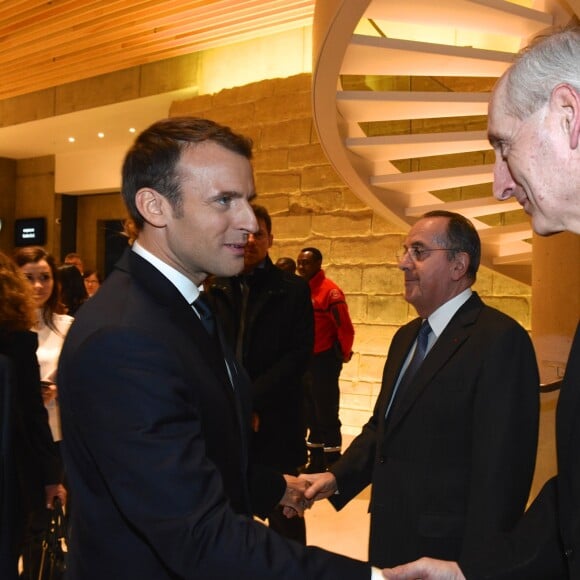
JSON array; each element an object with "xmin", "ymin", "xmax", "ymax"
[{"xmin": 308, "ymin": 269, "xmax": 354, "ymax": 360}]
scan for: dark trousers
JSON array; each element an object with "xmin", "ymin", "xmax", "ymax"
[{"xmin": 304, "ymin": 348, "xmax": 342, "ymax": 449}]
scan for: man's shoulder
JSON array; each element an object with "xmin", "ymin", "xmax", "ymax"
[{"xmin": 319, "ymin": 277, "xmax": 346, "ymax": 301}]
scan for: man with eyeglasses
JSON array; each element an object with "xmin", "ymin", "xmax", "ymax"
[{"xmin": 301, "ymin": 210, "xmax": 540, "ymax": 570}]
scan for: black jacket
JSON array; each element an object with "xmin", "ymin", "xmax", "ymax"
[
  {"xmin": 209, "ymin": 256, "xmax": 314, "ymax": 471},
  {"xmin": 59, "ymin": 249, "xmax": 369, "ymax": 579}
]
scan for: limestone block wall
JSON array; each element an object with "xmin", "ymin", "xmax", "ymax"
[{"xmin": 171, "ymin": 72, "xmax": 531, "ymax": 435}]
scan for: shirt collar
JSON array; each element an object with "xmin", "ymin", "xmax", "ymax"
[
  {"xmin": 132, "ymin": 241, "xmax": 201, "ymax": 304},
  {"xmin": 426, "ymin": 288, "xmax": 472, "ymax": 339}
]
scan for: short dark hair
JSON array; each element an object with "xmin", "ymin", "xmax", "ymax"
[
  {"xmin": 423, "ymin": 210, "xmax": 481, "ymax": 281},
  {"xmin": 251, "ymin": 204, "xmax": 272, "ymax": 234},
  {"xmin": 300, "ymin": 247, "xmax": 323, "ymax": 263},
  {"xmin": 121, "ymin": 117, "xmax": 253, "ymax": 230}
]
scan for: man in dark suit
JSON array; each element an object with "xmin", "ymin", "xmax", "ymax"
[
  {"xmin": 384, "ymin": 23, "xmax": 580, "ymax": 580},
  {"xmin": 302, "ymin": 210, "xmax": 540, "ymax": 568},
  {"xmin": 57, "ymin": 117, "xmax": 376, "ymax": 579},
  {"xmin": 208, "ymin": 203, "xmax": 313, "ymax": 544}
]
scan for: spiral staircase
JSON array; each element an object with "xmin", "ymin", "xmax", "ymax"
[{"xmin": 311, "ymin": 0, "xmax": 578, "ymax": 284}]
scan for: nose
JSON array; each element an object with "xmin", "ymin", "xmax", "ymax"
[
  {"xmin": 493, "ymin": 158, "xmax": 516, "ymax": 201},
  {"xmin": 397, "ymin": 249, "xmax": 413, "ymax": 271},
  {"xmin": 239, "ymin": 199, "xmax": 258, "ymax": 234}
]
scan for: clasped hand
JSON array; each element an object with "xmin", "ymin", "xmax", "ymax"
[{"xmin": 280, "ymin": 471, "xmax": 338, "ymax": 518}]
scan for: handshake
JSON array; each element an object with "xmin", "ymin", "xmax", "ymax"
[
  {"xmin": 279, "ymin": 473, "xmax": 466, "ymax": 580},
  {"xmin": 278, "ymin": 471, "xmax": 339, "ymax": 518}
]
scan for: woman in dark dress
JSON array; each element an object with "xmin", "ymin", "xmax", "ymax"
[{"xmin": 0, "ymin": 252, "xmax": 66, "ymax": 579}]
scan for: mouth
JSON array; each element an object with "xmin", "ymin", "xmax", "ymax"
[
  {"xmin": 225, "ymin": 242, "xmax": 247, "ymax": 255},
  {"xmin": 514, "ymin": 192, "xmax": 531, "ymax": 213}
]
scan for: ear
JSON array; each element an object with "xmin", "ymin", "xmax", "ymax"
[
  {"xmin": 450, "ymin": 252, "xmax": 469, "ymax": 281},
  {"xmin": 267, "ymin": 233, "xmax": 274, "ymax": 249},
  {"xmin": 135, "ymin": 188, "xmax": 169, "ymax": 228},
  {"xmin": 551, "ymin": 83, "xmax": 580, "ymax": 150}
]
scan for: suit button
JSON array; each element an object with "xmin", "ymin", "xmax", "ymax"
[
  {"xmin": 565, "ymin": 548, "xmax": 574, "ymax": 559},
  {"xmin": 378, "ymin": 456, "xmax": 385, "ymax": 464}
]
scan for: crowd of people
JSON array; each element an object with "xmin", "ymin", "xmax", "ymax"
[
  {"xmin": 0, "ymin": 249, "xmax": 100, "ymax": 578},
  {"xmin": 0, "ymin": 21, "xmax": 578, "ymax": 580}
]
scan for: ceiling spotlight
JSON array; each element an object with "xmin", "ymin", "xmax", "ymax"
[
  {"xmin": 97, "ymin": 132, "xmax": 105, "ymax": 138},
  {"xmin": 129, "ymin": 127, "xmax": 136, "ymax": 133},
  {"xmin": 68, "ymin": 137, "xmax": 75, "ymax": 143}
]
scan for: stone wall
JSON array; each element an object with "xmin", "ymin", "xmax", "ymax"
[{"xmin": 171, "ymin": 73, "xmax": 532, "ymax": 434}]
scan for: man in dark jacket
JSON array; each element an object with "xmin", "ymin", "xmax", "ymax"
[
  {"xmin": 209, "ymin": 203, "xmax": 314, "ymax": 544},
  {"xmin": 58, "ymin": 118, "xmax": 375, "ymax": 579}
]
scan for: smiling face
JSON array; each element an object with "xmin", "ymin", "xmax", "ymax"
[
  {"xmin": 398, "ymin": 216, "xmax": 470, "ymax": 318},
  {"xmin": 488, "ymin": 77, "xmax": 578, "ymax": 235},
  {"xmin": 137, "ymin": 141, "xmax": 258, "ymax": 285},
  {"xmin": 20, "ymin": 259, "xmax": 54, "ymax": 308}
]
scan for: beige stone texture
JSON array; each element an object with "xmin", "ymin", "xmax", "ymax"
[
  {"xmin": 254, "ymin": 149, "xmax": 289, "ymax": 172},
  {"xmin": 358, "ymin": 355, "xmax": 388, "ymax": 383},
  {"xmin": 332, "ymin": 236, "xmax": 400, "ymax": 265},
  {"xmin": 302, "ymin": 164, "xmax": 345, "ymax": 191},
  {"xmin": 344, "ymin": 294, "xmax": 366, "ymax": 323},
  {"xmin": 270, "ymin": 214, "xmax": 312, "ymax": 239},
  {"xmin": 292, "ymin": 190, "xmax": 344, "ymax": 213},
  {"xmin": 259, "ymin": 195, "xmax": 289, "ymax": 215},
  {"xmin": 367, "ymin": 295, "xmax": 410, "ymax": 325},
  {"xmin": 260, "ymin": 119, "xmax": 313, "ymax": 149},
  {"xmin": 255, "ymin": 171, "xmax": 301, "ymax": 195},
  {"xmin": 255, "ymin": 91, "xmax": 312, "ymax": 122},
  {"xmin": 362, "ymin": 264, "xmax": 405, "ymax": 294},
  {"xmin": 324, "ymin": 266, "xmax": 362, "ymax": 293},
  {"xmin": 312, "ymin": 212, "xmax": 372, "ymax": 237},
  {"xmin": 485, "ymin": 296, "xmax": 532, "ymax": 330}
]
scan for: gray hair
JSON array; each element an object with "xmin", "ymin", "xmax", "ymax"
[{"xmin": 504, "ymin": 23, "xmax": 580, "ymax": 119}]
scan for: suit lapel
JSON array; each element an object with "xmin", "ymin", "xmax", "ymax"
[
  {"xmin": 377, "ymin": 320, "xmax": 422, "ymax": 420},
  {"xmin": 124, "ymin": 250, "xmax": 237, "ymax": 391},
  {"xmin": 386, "ymin": 294, "xmax": 483, "ymax": 434}
]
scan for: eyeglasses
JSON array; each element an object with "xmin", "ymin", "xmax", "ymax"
[{"xmin": 396, "ymin": 246, "xmax": 461, "ymax": 262}]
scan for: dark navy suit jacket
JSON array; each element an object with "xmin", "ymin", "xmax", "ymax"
[
  {"xmin": 330, "ymin": 293, "xmax": 540, "ymax": 568},
  {"xmin": 58, "ymin": 249, "xmax": 370, "ymax": 579}
]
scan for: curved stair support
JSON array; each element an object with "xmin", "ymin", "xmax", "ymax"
[
  {"xmin": 312, "ymin": 0, "xmax": 411, "ymax": 229},
  {"xmin": 311, "ymin": 0, "xmax": 561, "ymax": 283}
]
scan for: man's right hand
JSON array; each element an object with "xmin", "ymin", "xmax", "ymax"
[
  {"xmin": 382, "ymin": 557, "xmax": 466, "ymax": 580},
  {"xmin": 300, "ymin": 471, "xmax": 338, "ymax": 501}
]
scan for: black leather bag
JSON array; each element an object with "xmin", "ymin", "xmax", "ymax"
[{"xmin": 37, "ymin": 497, "xmax": 67, "ymax": 580}]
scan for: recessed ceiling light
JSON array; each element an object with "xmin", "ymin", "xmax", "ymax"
[
  {"xmin": 97, "ymin": 132, "xmax": 105, "ymax": 138},
  {"xmin": 68, "ymin": 137, "xmax": 75, "ymax": 143},
  {"xmin": 129, "ymin": 127, "xmax": 136, "ymax": 133}
]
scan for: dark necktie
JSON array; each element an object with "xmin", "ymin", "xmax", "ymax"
[
  {"xmin": 235, "ymin": 277, "xmax": 250, "ymax": 363},
  {"xmin": 386, "ymin": 320, "xmax": 432, "ymax": 418},
  {"xmin": 192, "ymin": 292, "xmax": 215, "ymax": 337}
]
